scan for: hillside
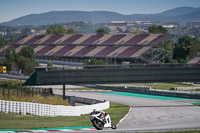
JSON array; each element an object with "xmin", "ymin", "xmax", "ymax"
[
  {"xmin": 160, "ymin": 7, "xmax": 200, "ymax": 16},
  {"xmin": 1, "ymin": 7, "xmax": 200, "ymax": 27}
]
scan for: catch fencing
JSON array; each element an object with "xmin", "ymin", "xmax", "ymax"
[
  {"xmin": 0, "ymin": 87, "xmax": 52, "ymax": 98},
  {"xmin": 0, "ymin": 100, "xmax": 109, "ymax": 117}
]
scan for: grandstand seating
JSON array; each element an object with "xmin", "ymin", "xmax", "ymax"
[
  {"xmin": 67, "ymin": 46, "xmax": 85, "ymax": 56},
  {"xmin": 125, "ymin": 34, "xmax": 149, "ymax": 45},
  {"xmin": 73, "ymin": 46, "xmax": 96, "ymax": 57},
  {"xmin": 107, "ymin": 46, "xmax": 129, "ymax": 57},
  {"xmin": 18, "ymin": 35, "xmax": 35, "ymax": 44},
  {"xmin": 117, "ymin": 46, "xmax": 142, "ymax": 58},
  {"xmin": 82, "ymin": 34, "xmax": 104, "ymax": 44},
  {"xmin": 53, "ymin": 46, "xmax": 75, "ymax": 56},
  {"xmin": 45, "ymin": 46, "xmax": 64, "ymax": 56},
  {"xmin": 0, "ymin": 45, "xmax": 10, "ymax": 54},
  {"xmin": 43, "ymin": 35, "xmax": 64, "ymax": 44},
  {"xmin": 103, "ymin": 34, "xmax": 126, "ymax": 44},
  {"xmin": 114, "ymin": 34, "xmax": 135, "ymax": 44},
  {"xmin": 93, "ymin": 34, "xmax": 113, "ymax": 44},
  {"xmin": 36, "ymin": 45, "xmax": 56, "ymax": 56},
  {"xmin": 15, "ymin": 45, "xmax": 24, "ymax": 53},
  {"xmin": 149, "ymin": 34, "xmax": 166, "ymax": 46},
  {"xmin": 95, "ymin": 46, "xmax": 117, "ymax": 57},
  {"xmin": 12, "ymin": 35, "xmax": 28, "ymax": 44},
  {"xmin": 61, "ymin": 35, "xmax": 83, "ymax": 44},
  {"xmin": 131, "ymin": 46, "xmax": 151, "ymax": 57},
  {"xmin": 30, "ymin": 45, "xmax": 38, "ymax": 49},
  {"xmin": 53, "ymin": 35, "xmax": 72, "ymax": 44},
  {"xmin": 138, "ymin": 34, "xmax": 160, "ymax": 45},
  {"xmin": 85, "ymin": 46, "xmax": 107, "ymax": 57},
  {"xmin": 2, "ymin": 34, "xmax": 167, "ymax": 61},
  {"xmin": 26, "ymin": 35, "xmax": 45, "ymax": 44},
  {"xmin": 35, "ymin": 35, "xmax": 52, "ymax": 44}
]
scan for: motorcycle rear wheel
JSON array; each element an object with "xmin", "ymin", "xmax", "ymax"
[{"xmin": 93, "ymin": 119, "xmax": 104, "ymax": 130}]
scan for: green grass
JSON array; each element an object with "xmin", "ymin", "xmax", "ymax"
[
  {"xmin": 105, "ymin": 82, "xmax": 200, "ymax": 90},
  {"xmin": 0, "ymin": 102, "xmax": 130, "ymax": 129},
  {"xmin": 0, "ymin": 94, "xmax": 69, "ymax": 106},
  {"xmin": 192, "ymin": 103, "xmax": 200, "ymax": 106}
]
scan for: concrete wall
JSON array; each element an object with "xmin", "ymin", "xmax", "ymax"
[
  {"xmin": 24, "ymin": 66, "xmax": 200, "ymax": 85},
  {"xmin": 0, "ymin": 100, "xmax": 110, "ymax": 117}
]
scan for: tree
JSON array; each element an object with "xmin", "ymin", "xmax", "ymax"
[
  {"xmin": 19, "ymin": 46, "xmax": 35, "ymax": 59},
  {"xmin": 84, "ymin": 58, "xmax": 108, "ymax": 65},
  {"xmin": 148, "ymin": 25, "xmax": 168, "ymax": 34},
  {"xmin": 3, "ymin": 46, "xmax": 36, "ymax": 75},
  {"xmin": 133, "ymin": 29, "xmax": 140, "ymax": 35},
  {"xmin": 66, "ymin": 28, "xmax": 76, "ymax": 34},
  {"xmin": 17, "ymin": 56, "xmax": 35, "ymax": 75},
  {"xmin": 47, "ymin": 61, "xmax": 53, "ymax": 67},
  {"xmin": 173, "ymin": 36, "xmax": 200, "ymax": 63},
  {"xmin": 96, "ymin": 28, "xmax": 108, "ymax": 34},
  {"xmin": 46, "ymin": 25, "xmax": 66, "ymax": 35}
]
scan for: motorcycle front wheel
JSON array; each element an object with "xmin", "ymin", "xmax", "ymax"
[
  {"xmin": 111, "ymin": 121, "xmax": 117, "ymax": 130},
  {"xmin": 93, "ymin": 119, "xmax": 104, "ymax": 130}
]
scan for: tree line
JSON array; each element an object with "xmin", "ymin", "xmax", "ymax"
[{"xmin": 0, "ymin": 46, "xmax": 37, "ymax": 75}]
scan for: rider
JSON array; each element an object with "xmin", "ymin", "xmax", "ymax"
[{"xmin": 93, "ymin": 109, "xmax": 108, "ymax": 119}]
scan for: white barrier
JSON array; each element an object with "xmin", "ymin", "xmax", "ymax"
[
  {"xmin": 0, "ymin": 100, "xmax": 109, "ymax": 117},
  {"xmin": 172, "ymin": 87, "xmax": 200, "ymax": 91}
]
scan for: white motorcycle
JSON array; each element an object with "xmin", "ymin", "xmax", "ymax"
[{"xmin": 89, "ymin": 110, "xmax": 117, "ymax": 130}]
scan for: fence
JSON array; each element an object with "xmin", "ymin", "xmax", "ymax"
[
  {"xmin": 0, "ymin": 87, "xmax": 53, "ymax": 98},
  {"xmin": 0, "ymin": 100, "xmax": 110, "ymax": 117},
  {"xmin": 96, "ymin": 85, "xmax": 151, "ymax": 91}
]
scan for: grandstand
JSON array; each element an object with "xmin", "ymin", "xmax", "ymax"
[{"xmin": 0, "ymin": 34, "xmax": 168, "ymax": 64}]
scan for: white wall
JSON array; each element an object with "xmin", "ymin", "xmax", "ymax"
[{"xmin": 0, "ymin": 100, "xmax": 110, "ymax": 117}]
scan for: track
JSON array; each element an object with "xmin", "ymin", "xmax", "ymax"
[{"xmin": 54, "ymin": 90, "xmax": 200, "ymax": 132}]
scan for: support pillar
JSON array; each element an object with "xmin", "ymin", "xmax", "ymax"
[{"xmin": 63, "ymin": 84, "xmax": 66, "ymax": 99}]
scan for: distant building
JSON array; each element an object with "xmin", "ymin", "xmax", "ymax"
[
  {"xmin": 187, "ymin": 21, "xmax": 200, "ymax": 28},
  {"xmin": 162, "ymin": 24, "xmax": 176, "ymax": 29}
]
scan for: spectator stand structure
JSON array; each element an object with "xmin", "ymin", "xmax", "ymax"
[{"xmin": 0, "ymin": 34, "xmax": 168, "ymax": 64}]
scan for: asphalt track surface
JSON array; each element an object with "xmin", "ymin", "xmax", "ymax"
[{"xmin": 54, "ymin": 90, "xmax": 200, "ymax": 132}]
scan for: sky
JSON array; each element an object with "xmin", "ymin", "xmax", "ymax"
[{"xmin": 0, "ymin": 0, "xmax": 200, "ymax": 23}]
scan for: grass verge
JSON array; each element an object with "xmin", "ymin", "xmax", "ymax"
[
  {"xmin": 105, "ymin": 82, "xmax": 199, "ymax": 90},
  {"xmin": 192, "ymin": 103, "xmax": 200, "ymax": 106},
  {"xmin": 0, "ymin": 94, "xmax": 69, "ymax": 106},
  {"xmin": 0, "ymin": 102, "xmax": 129, "ymax": 129}
]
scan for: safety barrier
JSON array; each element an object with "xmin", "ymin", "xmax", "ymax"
[
  {"xmin": 96, "ymin": 85, "xmax": 150, "ymax": 91},
  {"xmin": 170, "ymin": 87, "xmax": 200, "ymax": 91},
  {"xmin": 0, "ymin": 100, "xmax": 109, "ymax": 117},
  {"xmin": 96, "ymin": 85, "xmax": 200, "ymax": 99}
]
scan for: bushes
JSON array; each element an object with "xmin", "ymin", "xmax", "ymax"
[
  {"xmin": 0, "ymin": 80, "xmax": 22, "ymax": 89},
  {"xmin": 3, "ymin": 46, "xmax": 36, "ymax": 76}
]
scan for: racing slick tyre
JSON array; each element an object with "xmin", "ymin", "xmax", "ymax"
[{"xmin": 93, "ymin": 119, "xmax": 104, "ymax": 130}]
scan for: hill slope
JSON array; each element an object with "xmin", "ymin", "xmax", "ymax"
[
  {"xmin": 1, "ymin": 7, "xmax": 200, "ymax": 27},
  {"xmin": 160, "ymin": 7, "xmax": 200, "ymax": 16}
]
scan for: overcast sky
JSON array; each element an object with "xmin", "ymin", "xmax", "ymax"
[{"xmin": 0, "ymin": 0, "xmax": 200, "ymax": 23}]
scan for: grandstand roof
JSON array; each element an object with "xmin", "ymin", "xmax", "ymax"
[{"xmin": 1, "ymin": 34, "xmax": 167, "ymax": 59}]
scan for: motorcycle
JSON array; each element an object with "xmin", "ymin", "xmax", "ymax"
[{"xmin": 89, "ymin": 110, "xmax": 117, "ymax": 130}]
